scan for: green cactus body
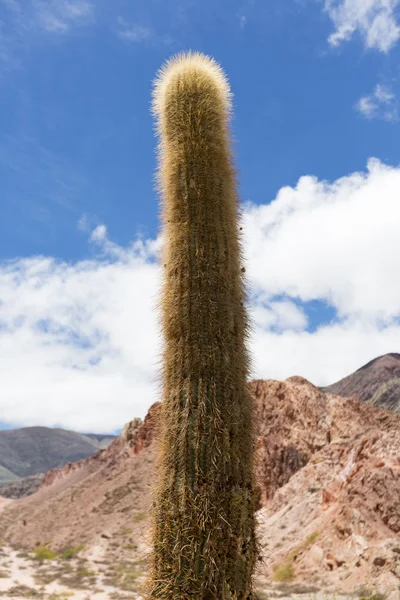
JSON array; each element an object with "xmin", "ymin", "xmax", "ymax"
[{"xmin": 148, "ymin": 52, "xmax": 257, "ymax": 600}]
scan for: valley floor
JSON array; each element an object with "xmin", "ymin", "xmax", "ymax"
[{"xmin": 0, "ymin": 544, "xmax": 394, "ymax": 600}]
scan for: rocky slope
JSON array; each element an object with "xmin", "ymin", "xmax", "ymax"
[
  {"xmin": 323, "ymin": 353, "xmax": 400, "ymax": 412},
  {"xmin": 0, "ymin": 380, "xmax": 398, "ymax": 597},
  {"xmin": 0, "ymin": 426, "xmax": 115, "ymax": 483},
  {"xmin": 0, "ymin": 474, "xmax": 43, "ymax": 499},
  {"xmin": 253, "ymin": 378, "xmax": 400, "ymax": 596}
]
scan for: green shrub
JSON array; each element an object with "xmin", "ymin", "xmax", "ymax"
[
  {"xmin": 77, "ymin": 567, "xmax": 95, "ymax": 577},
  {"xmin": 132, "ymin": 512, "xmax": 146, "ymax": 523},
  {"xmin": 60, "ymin": 545, "xmax": 85, "ymax": 560},
  {"xmin": 272, "ymin": 563, "xmax": 295, "ymax": 582},
  {"xmin": 305, "ymin": 531, "xmax": 319, "ymax": 544},
  {"xmin": 33, "ymin": 546, "xmax": 58, "ymax": 561}
]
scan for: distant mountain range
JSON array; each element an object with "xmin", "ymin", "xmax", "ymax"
[
  {"xmin": 0, "ymin": 352, "xmax": 398, "ymax": 498},
  {"xmin": 323, "ymin": 352, "xmax": 400, "ymax": 412},
  {"xmin": 0, "ymin": 426, "xmax": 115, "ymax": 484}
]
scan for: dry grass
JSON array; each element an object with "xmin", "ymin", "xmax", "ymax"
[
  {"xmin": 34, "ymin": 561, "xmax": 73, "ymax": 585},
  {"xmin": 0, "ymin": 584, "xmax": 40, "ymax": 597},
  {"xmin": 125, "ymin": 543, "xmax": 138, "ymax": 551},
  {"xmin": 103, "ymin": 560, "xmax": 144, "ymax": 592},
  {"xmin": 274, "ymin": 582, "xmax": 321, "ymax": 594},
  {"xmin": 272, "ymin": 531, "xmax": 320, "ymax": 583},
  {"xmin": 58, "ymin": 562, "xmax": 97, "ymax": 589},
  {"xmin": 59, "ymin": 545, "xmax": 85, "ymax": 560},
  {"xmin": 131, "ymin": 512, "xmax": 146, "ymax": 523},
  {"xmin": 272, "ymin": 563, "xmax": 295, "ymax": 583}
]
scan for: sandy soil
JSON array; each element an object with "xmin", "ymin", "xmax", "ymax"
[
  {"xmin": 0, "ymin": 544, "xmax": 145, "ymax": 599},
  {"xmin": 0, "ymin": 542, "xmax": 384, "ymax": 600}
]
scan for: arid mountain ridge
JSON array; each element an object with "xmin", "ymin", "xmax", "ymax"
[
  {"xmin": 0, "ymin": 426, "xmax": 115, "ymax": 490},
  {"xmin": 0, "ymin": 354, "xmax": 399, "ymax": 597},
  {"xmin": 324, "ymin": 352, "xmax": 400, "ymax": 412},
  {"xmin": 0, "ymin": 352, "xmax": 398, "ymax": 491}
]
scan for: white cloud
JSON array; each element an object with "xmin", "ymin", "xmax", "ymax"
[
  {"xmin": 251, "ymin": 318, "xmax": 400, "ymax": 387},
  {"xmin": 355, "ymin": 84, "xmax": 398, "ymax": 121},
  {"xmin": 324, "ymin": 0, "xmax": 400, "ymax": 53},
  {"xmin": 117, "ymin": 17, "xmax": 153, "ymax": 43},
  {"xmin": 244, "ymin": 158, "xmax": 400, "ymax": 383},
  {"xmin": 0, "ymin": 229, "xmax": 161, "ymax": 432},
  {"xmin": 90, "ymin": 224, "xmax": 107, "ymax": 243},
  {"xmin": 1, "ymin": 159, "xmax": 400, "ymax": 431},
  {"xmin": 252, "ymin": 300, "xmax": 308, "ymax": 332},
  {"xmin": 244, "ymin": 158, "xmax": 400, "ymax": 321},
  {"xmin": 239, "ymin": 15, "xmax": 247, "ymax": 29},
  {"xmin": 35, "ymin": 0, "xmax": 93, "ymax": 32},
  {"xmin": 0, "ymin": 0, "xmax": 94, "ymax": 63}
]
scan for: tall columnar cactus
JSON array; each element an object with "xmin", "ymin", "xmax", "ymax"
[{"xmin": 148, "ymin": 52, "xmax": 257, "ymax": 600}]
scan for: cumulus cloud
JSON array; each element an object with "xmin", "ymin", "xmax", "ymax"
[
  {"xmin": 244, "ymin": 158, "xmax": 400, "ymax": 321},
  {"xmin": 355, "ymin": 84, "xmax": 398, "ymax": 121},
  {"xmin": 0, "ymin": 230, "xmax": 161, "ymax": 432},
  {"xmin": 324, "ymin": 0, "xmax": 400, "ymax": 53},
  {"xmin": 251, "ymin": 300, "xmax": 308, "ymax": 332},
  {"xmin": 1, "ymin": 159, "xmax": 400, "ymax": 431},
  {"xmin": 251, "ymin": 318, "xmax": 400, "ymax": 388},
  {"xmin": 244, "ymin": 158, "xmax": 400, "ymax": 383}
]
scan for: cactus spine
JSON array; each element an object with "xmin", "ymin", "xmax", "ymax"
[{"xmin": 149, "ymin": 52, "xmax": 257, "ymax": 600}]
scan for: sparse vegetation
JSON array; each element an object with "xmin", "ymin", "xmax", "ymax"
[
  {"xmin": 0, "ymin": 584, "xmax": 40, "ymax": 597},
  {"xmin": 132, "ymin": 512, "xmax": 146, "ymax": 523},
  {"xmin": 103, "ymin": 561, "xmax": 144, "ymax": 592},
  {"xmin": 33, "ymin": 560, "xmax": 73, "ymax": 585},
  {"xmin": 60, "ymin": 544, "xmax": 85, "ymax": 560},
  {"xmin": 32, "ymin": 546, "xmax": 58, "ymax": 561},
  {"xmin": 272, "ymin": 562, "xmax": 295, "ymax": 582},
  {"xmin": 305, "ymin": 531, "xmax": 319, "ymax": 545},
  {"xmin": 274, "ymin": 582, "xmax": 321, "ymax": 594},
  {"xmin": 125, "ymin": 542, "xmax": 138, "ymax": 551},
  {"xmin": 287, "ymin": 531, "xmax": 320, "ymax": 562},
  {"xmin": 59, "ymin": 561, "xmax": 97, "ymax": 589},
  {"xmin": 272, "ymin": 531, "xmax": 320, "ymax": 583}
]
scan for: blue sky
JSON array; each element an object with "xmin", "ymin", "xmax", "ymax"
[{"xmin": 1, "ymin": 0, "xmax": 400, "ymax": 432}]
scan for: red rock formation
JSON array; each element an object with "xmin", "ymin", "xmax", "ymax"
[{"xmin": 0, "ymin": 378, "xmax": 399, "ymax": 595}]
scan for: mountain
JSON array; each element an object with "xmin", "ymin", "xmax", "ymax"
[
  {"xmin": 0, "ymin": 426, "xmax": 116, "ymax": 484},
  {"xmin": 81, "ymin": 433, "xmax": 117, "ymax": 449},
  {"xmin": 0, "ymin": 380, "xmax": 398, "ymax": 596},
  {"xmin": 0, "ymin": 475, "xmax": 43, "ymax": 499},
  {"xmin": 0, "ymin": 465, "xmax": 19, "ymax": 484},
  {"xmin": 323, "ymin": 353, "xmax": 400, "ymax": 412}
]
